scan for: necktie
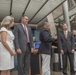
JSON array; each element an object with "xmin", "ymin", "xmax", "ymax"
[
  {"xmin": 24, "ymin": 26, "xmax": 29, "ymax": 43},
  {"xmin": 64, "ymin": 31, "xmax": 67, "ymax": 39}
]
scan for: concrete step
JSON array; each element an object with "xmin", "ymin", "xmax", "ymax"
[{"xmin": 10, "ymin": 71, "xmax": 71, "ymax": 75}]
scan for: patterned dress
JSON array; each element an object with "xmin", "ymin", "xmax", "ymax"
[{"xmin": 0, "ymin": 27, "xmax": 15, "ymax": 70}]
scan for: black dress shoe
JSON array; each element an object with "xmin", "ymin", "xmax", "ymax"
[
  {"xmin": 71, "ymin": 74, "xmax": 75, "ymax": 75},
  {"xmin": 63, "ymin": 74, "xmax": 68, "ymax": 75}
]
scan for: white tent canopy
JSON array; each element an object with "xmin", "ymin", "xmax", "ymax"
[{"xmin": 0, "ymin": 0, "xmax": 66, "ymax": 24}]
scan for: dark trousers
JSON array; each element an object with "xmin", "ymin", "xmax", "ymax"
[
  {"xmin": 62, "ymin": 52, "xmax": 74, "ymax": 75},
  {"xmin": 17, "ymin": 44, "xmax": 31, "ymax": 75}
]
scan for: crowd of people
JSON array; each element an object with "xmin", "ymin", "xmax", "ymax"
[{"xmin": 0, "ymin": 15, "xmax": 76, "ymax": 75}]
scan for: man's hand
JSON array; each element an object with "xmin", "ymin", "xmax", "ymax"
[
  {"xmin": 31, "ymin": 48, "xmax": 34, "ymax": 53},
  {"xmin": 17, "ymin": 48, "xmax": 22, "ymax": 54},
  {"xmin": 61, "ymin": 50, "xmax": 64, "ymax": 54},
  {"xmin": 72, "ymin": 49, "xmax": 75, "ymax": 53},
  {"xmin": 54, "ymin": 35, "xmax": 57, "ymax": 40}
]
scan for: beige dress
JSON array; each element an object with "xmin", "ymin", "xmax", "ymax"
[{"xmin": 0, "ymin": 27, "xmax": 15, "ymax": 70}]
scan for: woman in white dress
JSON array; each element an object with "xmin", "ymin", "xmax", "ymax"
[{"xmin": 0, "ymin": 16, "xmax": 16, "ymax": 75}]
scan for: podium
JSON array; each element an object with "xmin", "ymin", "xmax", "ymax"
[{"xmin": 30, "ymin": 43, "xmax": 41, "ymax": 75}]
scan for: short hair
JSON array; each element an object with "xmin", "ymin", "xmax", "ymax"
[
  {"xmin": 21, "ymin": 15, "xmax": 28, "ymax": 22},
  {"xmin": 43, "ymin": 22, "xmax": 50, "ymax": 26},
  {"xmin": 61, "ymin": 23, "xmax": 68, "ymax": 26},
  {"xmin": 1, "ymin": 16, "xmax": 14, "ymax": 28},
  {"xmin": 72, "ymin": 29, "xmax": 76, "ymax": 32},
  {"xmin": 21, "ymin": 15, "xmax": 28, "ymax": 19}
]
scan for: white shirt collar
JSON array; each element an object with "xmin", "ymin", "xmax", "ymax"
[
  {"xmin": 22, "ymin": 23, "xmax": 27, "ymax": 28},
  {"xmin": 64, "ymin": 30, "xmax": 68, "ymax": 34}
]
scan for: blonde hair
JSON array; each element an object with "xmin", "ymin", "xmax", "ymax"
[{"xmin": 1, "ymin": 16, "xmax": 14, "ymax": 28}]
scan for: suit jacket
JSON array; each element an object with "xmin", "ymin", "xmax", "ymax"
[
  {"xmin": 59, "ymin": 31, "xmax": 75, "ymax": 53},
  {"xmin": 38, "ymin": 28, "xmax": 55, "ymax": 55},
  {"xmin": 13, "ymin": 24, "xmax": 33, "ymax": 52},
  {"xmin": 74, "ymin": 35, "xmax": 76, "ymax": 50}
]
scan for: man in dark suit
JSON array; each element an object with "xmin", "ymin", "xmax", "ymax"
[
  {"xmin": 59, "ymin": 23, "xmax": 75, "ymax": 75},
  {"xmin": 39, "ymin": 22, "xmax": 57, "ymax": 75},
  {"xmin": 72, "ymin": 30, "xmax": 76, "ymax": 72},
  {"xmin": 14, "ymin": 15, "xmax": 34, "ymax": 75}
]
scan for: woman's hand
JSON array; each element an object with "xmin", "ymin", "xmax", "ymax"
[{"xmin": 10, "ymin": 50, "xmax": 16, "ymax": 56}]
